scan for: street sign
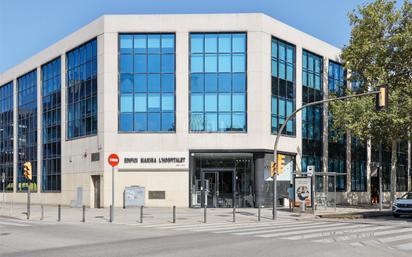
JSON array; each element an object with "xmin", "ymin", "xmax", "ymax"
[
  {"xmin": 270, "ymin": 162, "xmax": 277, "ymax": 176},
  {"xmin": 1, "ymin": 172, "xmax": 5, "ymax": 183},
  {"xmin": 108, "ymin": 153, "xmax": 120, "ymax": 167},
  {"xmin": 307, "ymin": 165, "xmax": 315, "ymax": 177}
]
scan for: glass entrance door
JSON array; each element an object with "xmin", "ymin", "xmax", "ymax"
[{"xmin": 202, "ymin": 169, "xmax": 234, "ymax": 208}]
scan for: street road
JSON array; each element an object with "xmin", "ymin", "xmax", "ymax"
[{"xmin": 0, "ymin": 216, "xmax": 411, "ymax": 257}]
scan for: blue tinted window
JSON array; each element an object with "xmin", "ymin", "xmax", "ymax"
[
  {"xmin": 120, "ymin": 35, "xmax": 133, "ymax": 54},
  {"xmin": 190, "ymin": 33, "xmax": 246, "ymax": 132},
  {"xmin": 120, "ymin": 113, "xmax": 134, "ymax": 131},
  {"xmin": 17, "ymin": 70, "xmax": 38, "ymax": 192},
  {"xmin": 119, "ymin": 34, "xmax": 175, "ymax": 132},
  {"xmin": 0, "ymin": 81, "xmax": 14, "ymax": 192},
  {"xmin": 67, "ymin": 39, "xmax": 98, "ymax": 139},
  {"xmin": 271, "ymin": 37, "xmax": 295, "ymax": 136}
]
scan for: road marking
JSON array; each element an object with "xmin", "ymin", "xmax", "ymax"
[
  {"xmin": 238, "ymin": 222, "xmax": 349, "ymax": 236},
  {"xmin": 378, "ymin": 233, "xmax": 412, "ymax": 243},
  {"xmin": 283, "ymin": 224, "xmax": 374, "ymax": 240},
  {"xmin": 212, "ymin": 221, "xmax": 325, "ymax": 234},
  {"xmin": 0, "ymin": 221, "xmax": 31, "ymax": 227},
  {"xmin": 396, "ymin": 242, "xmax": 412, "ymax": 251},
  {"xmin": 191, "ymin": 221, "xmax": 313, "ymax": 232},
  {"xmin": 256, "ymin": 223, "xmax": 352, "ymax": 238}
]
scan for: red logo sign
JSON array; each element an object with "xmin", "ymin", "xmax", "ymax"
[{"xmin": 108, "ymin": 153, "xmax": 120, "ymax": 167}]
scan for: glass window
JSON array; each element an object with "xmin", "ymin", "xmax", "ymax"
[
  {"xmin": 232, "ymin": 54, "xmax": 245, "ymax": 72},
  {"xmin": 148, "ymin": 35, "xmax": 160, "ymax": 53},
  {"xmin": 67, "ymin": 39, "xmax": 98, "ymax": 140},
  {"xmin": 17, "ymin": 70, "xmax": 38, "ymax": 192},
  {"xmin": 232, "ymin": 34, "xmax": 246, "ymax": 52},
  {"xmin": 134, "ymin": 94, "xmax": 147, "ymax": 112},
  {"xmin": 120, "ymin": 35, "xmax": 133, "ymax": 54},
  {"xmin": 120, "ymin": 95, "xmax": 133, "ymax": 112},
  {"xmin": 190, "ymin": 33, "xmax": 246, "ymax": 132},
  {"xmin": 205, "ymin": 34, "xmax": 217, "ymax": 53},
  {"xmin": 148, "ymin": 54, "xmax": 160, "ymax": 73},
  {"xmin": 218, "ymin": 54, "xmax": 231, "ymax": 72},
  {"xmin": 232, "ymin": 93, "xmax": 245, "ymax": 112},
  {"xmin": 191, "ymin": 54, "xmax": 204, "ymax": 73},
  {"xmin": 271, "ymin": 37, "xmax": 295, "ymax": 136},
  {"xmin": 134, "ymin": 74, "xmax": 147, "ymax": 92},
  {"xmin": 218, "ymin": 34, "xmax": 231, "ymax": 53},
  {"xmin": 120, "ymin": 74, "xmax": 133, "ymax": 93},
  {"xmin": 119, "ymin": 34, "xmax": 175, "ymax": 132},
  {"xmin": 218, "ymin": 94, "xmax": 231, "ymax": 112},
  {"xmin": 161, "ymin": 94, "xmax": 174, "ymax": 111},
  {"xmin": 205, "ymin": 74, "xmax": 218, "ymax": 92},
  {"xmin": 191, "ymin": 34, "xmax": 204, "ymax": 53},
  {"xmin": 134, "ymin": 35, "xmax": 146, "ymax": 53},
  {"xmin": 120, "ymin": 55, "xmax": 133, "ymax": 73},
  {"xmin": 205, "ymin": 54, "xmax": 217, "ymax": 72},
  {"xmin": 120, "ymin": 113, "xmax": 133, "ymax": 131},
  {"xmin": 148, "ymin": 113, "xmax": 161, "ymax": 131},
  {"xmin": 0, "ymin": 81, "xmax": 14, "ymax": 192},
  {"xmin": 191, "ymin": 74, "xmax": 204, "ymax": 92},
  {"xmin": 161, "ymin": 34, "xmax": 174, "ymax": 53},
  {"xmin": 134, "ymin": 54, "xmax": 147, "ymax": 73},
  {"xmin": 205, "ymin": 93, "xmax": 217, "ymax": 112},
  {"xmin": 161, "ymin": 54, "xmax": 174, "ymax": 73},
  {"xmin": 191, "ymin": 94, "xmax": 203, "ymax": 112}
]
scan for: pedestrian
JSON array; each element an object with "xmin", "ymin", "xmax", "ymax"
[{"xmin": 287, "ymin": 184, "xmax": 294, "ymax": 211}]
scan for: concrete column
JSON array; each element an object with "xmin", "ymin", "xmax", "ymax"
[
  {"xmin": 13, "ymin": 78, "xmax": 18, "ymax": 193},
  {"xmin": 295, "ymin": 47, "xmax": 302, "ymax": 175},
  {"xmin": 60, "ymin": 54, "xmax": 66, "ymax": 204},
  {"xmin": 37, "ymin": 67, "xmax": 42, "ymax": 194},
  {"xmin": 253, "ymin": 153, "xmax": 265, "ymax": 207},
  {"xmin": 322, "ymin": 57, "xmax": 328, "ymax": 174}
]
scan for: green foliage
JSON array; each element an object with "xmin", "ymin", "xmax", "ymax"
[{"xmin": 330, "ymin": 0, "xmax": 412, "ymax": 144}]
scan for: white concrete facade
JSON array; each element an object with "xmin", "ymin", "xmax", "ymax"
[{"xmin": 1, "ymin": 13, "xmax": 410, "ymax": 208}]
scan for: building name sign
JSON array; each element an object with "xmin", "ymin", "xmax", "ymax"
[{"xmin": 118, "ymin": 152, "xmax": 189, "ymax": 170}]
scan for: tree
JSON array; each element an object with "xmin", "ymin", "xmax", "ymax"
[{"xmin": 329, "ymin": 0, "xmax": 412, "ymax": 201}]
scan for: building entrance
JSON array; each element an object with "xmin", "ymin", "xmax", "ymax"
[
  {"xmin": 201, "ymin": 169, "xmax": 235, "ymax": 208},
  {"xmin": 190, "ymin": 153, "xmax": 254, "ymax": 208}
]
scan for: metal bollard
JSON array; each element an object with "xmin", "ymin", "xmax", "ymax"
[
  {"xmin": 109, "ymin": 205, "xmax": 113, "ymax": 223},
  {"xmin": 172, "ymin": 205, "xmax": 176, "ymax": 223},
  {"xmin": 140, "ymin": 206, "xmax": 144, "ymax": 223},
  {"xmin": 258, "ymin": 206, "xmax": 261, "ymax": 222},
  {"xmin": 57, "ymin": 204, "xmax": 61, "ymax": 222},
  {"xmin": 301, "ymin": 201, "xmax": 306, "ymax": 214},
  {"xmin": 82, "ymin": 205, "xmax": 86, "ymax": 222},
  {"xmin": 203, "ymin": 205, "xmax": 207, "ymax": 223},
  {"xmin": 232, "ymin": 206, "xmax": 236, "ymax": 222},
  {"xmin": 40, "ymin": 205, "xmax": 44, "ymax": 221}
]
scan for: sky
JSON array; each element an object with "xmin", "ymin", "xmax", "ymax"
[{"xmin": 0, "ymin": 0, "xmax": 372, "ymax": 73}]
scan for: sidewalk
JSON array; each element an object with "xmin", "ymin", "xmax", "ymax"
[{"xmin": 0, "ymin": 203, "xmax": 316, "ymax": 225}]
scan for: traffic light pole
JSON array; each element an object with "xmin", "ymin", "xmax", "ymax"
[
  {"xmin": 27, "ymin": 180, "xmax": 30, "ymax": 220},
  {"xmin": 272, "ymin": 90, "xmax": 380, "ymax": 220}
]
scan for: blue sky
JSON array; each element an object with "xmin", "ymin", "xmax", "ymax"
[{"xmin": 0, "ymin": 0, "xmax": 371, "ymax": 73}]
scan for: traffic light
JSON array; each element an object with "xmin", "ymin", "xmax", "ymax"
[
  {"xmin": 270, "ymin": 162, "xmax": 277, "ymax": 177},
  {"xmin": 23, "ymin": 162, "xmax": 32, "ymax": 181},
  {"xmin": 271, "ymin": 154, "xmax": 286, "ymax": 177},
  {"xmin": 376, "ymin": 85, "xmax": 388, "ymax": 111},
  {"xmin": 277, "ymin": 154, "xmax": 286, "ymax": 175}
]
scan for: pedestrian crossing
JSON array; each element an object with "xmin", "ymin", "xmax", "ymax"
[
  {"xmin": 0, "ymin": 219, "xmax": 32, "ymax": 228},
  {"xmin": 140, "ymin": 220, "xmax": 412, "ymax": 252}
]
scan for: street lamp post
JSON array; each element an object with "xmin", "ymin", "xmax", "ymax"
[{"xmin": 272, "ymin": 90, "xmax": 382, "ymax": 220}]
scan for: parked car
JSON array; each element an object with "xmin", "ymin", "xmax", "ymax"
[{"xmin": 392, "ymin": 192, "xmax": 412, "ymax": 217}]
